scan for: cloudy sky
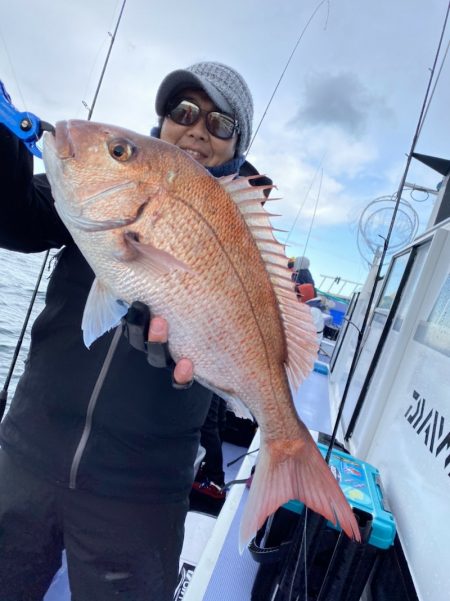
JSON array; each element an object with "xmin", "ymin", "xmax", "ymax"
[{"xmin": 1, "ymin": 0, "xmax": 449, "ymax": 293}]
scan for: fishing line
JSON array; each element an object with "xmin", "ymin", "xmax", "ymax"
[
  {"xmin": 0, "ymin": 0, "xmax": 128, "ymax": 421},
  {"xmin": 283, "ymin": 152, "xmax": 327, "ymax": 247},
  {"xmin": 240, "ymin": 4, "xmax": 331, "ymax": 597},
  {"xmin": 0, "ymin": 26, "xmax": 28, "ymax": 110},
  {"xmin": 279, "ymin": 11, "xmax": 450, "ymax": 597},
  {"xmin": 293, "ymin": 168, "xmax": 323, "ymax": 286},
  {"xmin": 327, "ymin": 0, "xmax": 450, "ymax": 456},
  {"xmin": 303, "ymin": 512, "xmax": 308, "ymax": 601},
  {"xmin": 284, "ymin": 509, "xmax": 308, "ymax": 601},
  {"xmin": 245, "ymin": 0, "xmax": 332, "ymax": 156}
]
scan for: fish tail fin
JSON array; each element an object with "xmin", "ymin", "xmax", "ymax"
[{"xmin": 239, "ymin": 436, "xmax": 361, "ymax": 553}]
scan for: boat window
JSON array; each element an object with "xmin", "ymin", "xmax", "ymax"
[
  {"xmin": 392, "ymin": 240, "xmax": 431, "ymax": 332},
  {"xmin": 329, "ymin": 291, "xmax": 359, "ymax": 373},
  {"xmin": 376, "ymin": 251, "xmax": 410, "ymax": 313},
  {"xmin": 414, "ymin": 273, "xmax": 450, "ymax": 357}
]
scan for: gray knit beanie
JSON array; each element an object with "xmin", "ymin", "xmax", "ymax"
[
  {"xmin": 294, "ymin": 256, "xmax": 310, "ymax": 271},
  {"xmin": 155, "ymin": 61, "xmax": 253, "ymax": 156}
]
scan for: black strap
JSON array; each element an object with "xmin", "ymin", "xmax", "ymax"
[
  {"xmin": 121, "ymin": 301, "xmax": 193, "ymax": 389},
  {"xmin": 248, "ymin": 515, "xmax": 293, "ymax": 565},
  {"xmin": 122, "ymin": 301, "xmax": 150, "ymax": 353}
]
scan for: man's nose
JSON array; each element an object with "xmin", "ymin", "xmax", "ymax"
[{"xmin": 185, "ymin": 115, "xmax": 208, "ymax": 139}]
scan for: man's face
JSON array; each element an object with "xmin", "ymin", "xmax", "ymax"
[{"xmin": 160, "ymin": 88, "xmax": 238, "ymax": 168}]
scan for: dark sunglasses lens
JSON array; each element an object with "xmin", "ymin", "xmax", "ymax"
[
  {"xmin": 169, "ymin": 100, "xmax": 236, "ymax": 139},
  {"xmin": 169, "ymin": 100, "xmax": 200, "ymax": 126},
  {"xmin": 206, "ymin": 113, "xmax": 235, "ymax": 139}
]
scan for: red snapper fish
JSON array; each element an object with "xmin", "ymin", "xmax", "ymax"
[{"xmin": 42, "ymin": 120, "xmax": 360, "ymax": 549}]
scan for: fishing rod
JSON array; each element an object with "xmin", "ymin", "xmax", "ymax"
[
  {"xmin": 252, "ymin": 5, "xmax": 450, "ymax": 600},
  {"xmin": 0, "ymin": 0, "xmax": 128, "ymax": 421},
  {"xmin": 325, "ymin": 0, "xmax": 450, "ymax": 462}
]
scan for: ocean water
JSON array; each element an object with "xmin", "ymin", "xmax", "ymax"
[{"xmin": 0, "ymin": 247, "xmax": 52, "ymax": 410}]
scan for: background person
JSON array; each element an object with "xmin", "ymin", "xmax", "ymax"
[{"xmin": 292, "ymin": 255, "xmax": 316, "ymax": 302}]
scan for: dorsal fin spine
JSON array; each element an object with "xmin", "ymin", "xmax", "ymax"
[{"xmin": 218, "ymin": 175, "xmax": 318, "ymax": 391}]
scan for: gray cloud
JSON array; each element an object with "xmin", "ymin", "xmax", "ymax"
[{"xmin": 293, "ymin": 72, "xmax": 386, "ymax": 135}]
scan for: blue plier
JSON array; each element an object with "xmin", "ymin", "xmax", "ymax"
[{"xmin": 0, "ymin": 80, "xmax": 54, "ymax": 158}]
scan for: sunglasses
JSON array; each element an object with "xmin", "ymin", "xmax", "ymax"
[{"xmin": 166, "ymin": 99, "xmax": 239, "ymax": 140}]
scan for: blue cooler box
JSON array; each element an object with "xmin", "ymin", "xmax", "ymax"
[
  {"xmin": 284, "ymin": 443, "xmax": 396, "ymax": 549},
  {"xmin": 251, "ymin": 445, "xmax": 397, "ymax": 600}
]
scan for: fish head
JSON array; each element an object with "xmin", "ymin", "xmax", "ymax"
[
  {"xmin": 44, "ymin": 120, "xmax": 205, "ymax": 346},
  {"xmin": 42, "ymin": 119, "xmax": 176, "ymax": 235}
]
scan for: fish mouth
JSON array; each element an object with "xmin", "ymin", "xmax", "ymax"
[
  {"xmin": 42, "ymin": 121, "xmax": 74, "ymax": 161},
  {"xmin": 49, "ymin": 121, "xmax": 75, "ymax": 159}
]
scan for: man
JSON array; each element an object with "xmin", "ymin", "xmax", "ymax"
[{"xmin": 0, "ymin": 61, "xmax": 268, "ymax": 600}]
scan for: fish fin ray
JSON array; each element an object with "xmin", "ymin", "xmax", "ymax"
[
  {"xmin": 82, "ymin": 278, "xmax": 128, "ymax": 348},
  {"xmin": 220, "ymin": 175, "xmax": 317, "ymax": 390},
  {"xmin": 221, "ymin": 393, "xmax": 253, "ymax": 421},
  {"xmin": 239, "ymin": 436, "xmax": 361, "ymax": 553},
  {"xmin": 195, "ymin": 376, "xmax": 253, "ymax": 420}
]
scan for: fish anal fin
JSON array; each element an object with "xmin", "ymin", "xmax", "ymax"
[
  {"xmin": 194, "ymin": 376, "xmax": 254, "ymax": 421},
  {"xmin": 239, "ymin": 435, "xmax": 361, "ymax": 553},
  {"xmin": 82, "ymin": 278, "xmax": 128, "ymax": 348}
]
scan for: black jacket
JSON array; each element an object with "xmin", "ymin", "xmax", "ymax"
[
  {"xmin": 293, "ymin": 269, "xmax": 315, "ymax": 288},
  {"xmin": 0, "ymin": 125, "xmax": 213, "ymax": 502}
]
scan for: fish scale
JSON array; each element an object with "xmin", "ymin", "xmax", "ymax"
[{"xmin": 43, "ymin": 119, "xmax": 361, "ymax": 551}]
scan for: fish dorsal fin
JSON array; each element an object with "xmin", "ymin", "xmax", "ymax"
[{"xmin": 218, "ymin": 175, "xmax": 318, "ymax": 390}]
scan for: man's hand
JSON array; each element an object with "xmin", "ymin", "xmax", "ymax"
[
  {"xmin": 122, "ymin": 302, "xmax": 194, "ymax": 389},
  {"xmin": 148, "ymin": 316, "xmax": 194, "ymax": 388}
]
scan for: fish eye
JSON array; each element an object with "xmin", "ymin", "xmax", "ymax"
[{"xmin": 108, "ymin": 139, "xmax": 135, "ymax": 162}]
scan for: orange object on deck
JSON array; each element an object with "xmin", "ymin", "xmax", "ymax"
[{"xmin": 297, "ymin": 283, "xmax": 315, "ymax": 303}]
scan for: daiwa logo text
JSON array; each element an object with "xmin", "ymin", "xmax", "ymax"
[
  {"xmin": 174, "ymin": 563, "xmax": 195, "ymax": 600},
  {"xmin": 405, "ymin": 390, "xmax": 450, "ymax": 477}
]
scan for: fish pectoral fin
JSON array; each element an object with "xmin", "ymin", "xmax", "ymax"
[
  {"xmin": 82, "ymin": 278, "xmax": 129, "ymax": 348},
  {"xmin": 123, "ymin": 232, "xmax": 193, "ymax": 277},
  {"xmin": 239, "ymin": 433, "xmax": 361, "ymax": 553}
]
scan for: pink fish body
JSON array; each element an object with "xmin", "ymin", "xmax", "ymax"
[{"xmin": 43, "ymin": 120, "xmax": 360, "ymax": 549}]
